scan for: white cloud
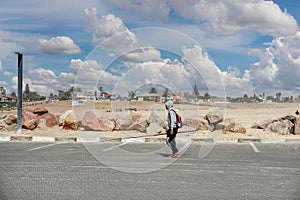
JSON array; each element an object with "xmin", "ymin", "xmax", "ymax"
[
  {"xmin": 107, "ymin": 0, "xmax": 170, "ymax": 21},
  {"xmin": 3, "ymin": 71, "xmax": 13, "ymax": 76},
  {"xmin": 11, "ymin": 67, "xmax": 75, "ymax": 96},
  {"xmin": 84, "ymin": 9, "xmax": 134, "ymax": 46},
  {"xmin": 0, "ymin": 80, "xmax": 7, "ymax": 87},
  {"xmin": 84, "ymin": 9, "xmax": 162, "ymax": 62},
  {"xmin": 35, "ymin": 36, "xmax": 81, "ymax": 55},
  {"xmin": 106, "ymin": 0, "xmax": 298, "ymax": 36},
  {"xmin": 0, "ymin": 32, "xmax": 17, "ymax": 59},
  {"xmin": 171, "ymin": 0, "xmax": 298, "ymax": 36},
  {"xmin": 237, "ymin": 31, "xmax": 300, "ymax": 96},
  {"xmin": 120, "ymin": 47, "xmax": 162, "ymax": 62},
  {"xmin": 69, "ymin": 59, "xmax": 119, "ymax": 92}
]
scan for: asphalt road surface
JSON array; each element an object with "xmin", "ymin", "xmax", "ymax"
[{"xmin": 0, "ymin": 142, "xmax": 300, "ymax": 200}]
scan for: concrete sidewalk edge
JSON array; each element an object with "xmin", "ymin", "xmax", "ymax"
[{"xmin": 1, "ymin": 135, "xmax": 300, "ymax": 143}]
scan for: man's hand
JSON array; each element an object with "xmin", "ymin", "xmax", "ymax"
[{"xmin": 170, "ymin": 129, "xmax": 174, "ymax": 135}]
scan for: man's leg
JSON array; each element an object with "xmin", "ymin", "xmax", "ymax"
[{"xmin": 166, "ymin": 129, "xmax": 179, "ymax": 155}]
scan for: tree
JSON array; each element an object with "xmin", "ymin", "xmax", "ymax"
[
  {"xmin": 98, "ymin": 86, "xmax": 107, "ymax": 97},
  {"xmin": 276, "ymin": 92, "xmax": 281, "ymax": 102},
  {"xmin": 24, "ymin": 83, "xmax": 30, "ymax": 95},
  {"xmin": 10, "ymin": 91, "xmax": 16, "ymax": 97},
  {"xmin": 193, "ymin": 84, "xmax": 200, "ymax": 99},
  {"xmin": 204, "ymin": 92, "xmax": 211, "ymax": 101},
  {"xmin": 0, "ymin": 86, "xmax": 6, "ymax": 95},
  {"xmin": 162, "ymin": 88, "xmax": 169, "ymax": 98},
  {"xmin": 128, "ymin": 90, "xmax": 135, "ymax": 101},
  {"xmin": 149, "ymin": 87, "xmax": 157, "ymax": 94},
  {"xmin": 23, "ymin": 84, "xmax": 45, "ymax": 101}
]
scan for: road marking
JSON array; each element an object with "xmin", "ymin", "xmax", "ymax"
[
  {"xmin": 103, "ymin": 142, "xmax": 129, "ymax": 152},
  {"xmin": 249, "ymin": 142, "xmax": 260, "ymax": 153},
  {"xmin": 27, "ymin": 142, "xmax": 67, "ymax": 152}
]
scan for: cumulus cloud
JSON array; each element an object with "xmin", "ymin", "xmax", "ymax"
[
  {"xmin": 35, "ymin": 36, "xmax": 81, "ymax": 55},
  {"xmin": 84, "ymin": 9, "xmax": 161, "ymax": 62},
  {"xmin": 69, "ymin": 59, "xmax": 119, "ymax": 92},
  {"xmin": 84, "ymin": 9, "xmax": 130, "ymax": 45},
  {"xmin": 106, "ymin": 0, "xmax": 298, "ymax": 36},
  {"xmin": 3, "ymin": 71, "xmax": 13, "ymax": 77},
  {"xmin": 0, "ymin": 80, "xmax": 7, "ymax": 87},
  {"xmin": 107, "ymin": 0, "xmax": 170, "ymax": 21},
  {"xmin": 120, "ymin": 47, "xmax": 162, "ymax": 62},
  {"xmin": 0, "ymin": 32, "xmax": 17, "ymax": 59},
  {"xmin": 170, "ymin": 0, "xmax": 298, "ymax": 36},
  {"xmin": 11, "ymin": 67, "xmax": 75, "ymax": 96}
]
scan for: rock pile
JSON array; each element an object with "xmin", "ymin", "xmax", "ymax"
[
  {"xmin": 251, "ymin": 114, "xmax": 300, "ymax": 135},
  {"xmin": 0, "ymin": 106, "xmax": 245, "ymax": 134}
]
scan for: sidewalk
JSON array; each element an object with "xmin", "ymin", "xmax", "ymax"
[{"xmin": 1, "ymin": 126, "xmax": 300, "ymax": 143}]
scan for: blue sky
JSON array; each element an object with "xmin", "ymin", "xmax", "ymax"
[{"xmin": 0, "ymin": 0, "xmax": 300, "ymax": 98}]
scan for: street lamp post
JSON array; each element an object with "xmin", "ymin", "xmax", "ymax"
[{"xmin": 15, "ymin": 52, "xmax": 23, "ymax": 134}]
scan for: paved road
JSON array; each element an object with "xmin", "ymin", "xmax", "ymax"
[{"xmin": 0, "ymin": 142, "xmax": 300, "ymax": 200}]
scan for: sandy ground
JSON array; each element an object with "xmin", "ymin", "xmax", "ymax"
[{"xmin": 1, "ymin": 101, "xmax": 300, "ymax": 140}]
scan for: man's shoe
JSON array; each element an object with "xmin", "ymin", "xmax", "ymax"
[{"xmin": 174, "ymin": 152, "xmax": 180, "ymax": 157}]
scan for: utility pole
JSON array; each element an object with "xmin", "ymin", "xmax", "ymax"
[{"xmin": 15, "ymin": 52, "xmax": 23, "ymax": 134}]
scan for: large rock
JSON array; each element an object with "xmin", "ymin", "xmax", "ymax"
[
  {"xmin": 184, "ymin": 117, "xmax": 209, "ymax": 130},
  {"xmin": 224, "ymin": 119, "xmax": 246, "ymax": 134},
  {"xmin": 251, "ymin": 119, "xmax": 273, "ymax": 129},
  {"xmin": 295, "ymin": 116, "xmax": 300, "ymax": 135},
  {"xmin": 0, "ymin": 120, "xmax": 8, "ymax": 130},
  {"xmin": 129, "ymin": 111, "xmax": 142, "ymax": 122},
  {"xmin": 4, "ymin": 114, "xmax": 17, "ymax": 125},
  {"xmin": 205, "ymin": 111, "xmax": 223, "ymax": 124},
  {"xmin": 269, "ymin": 120, "xmax": 293, "ymax": 135},
  {"xmin": 32, "ymin": 106, "xmax": 48, "ymax": 115},
  {"xmin": 22, "ymin": 110, "xmax": 39, "ymax": 130},
  {"xmin": 38, "ymin": 112, "xmax": 59, "ymax": 127},
  {"xmin": 115, "ymin": 111, "xmax": 144, "ymax": 131},
  {"xmin": 146, "ymin": 112, "xmax": 166, "ymax": 133},
  {"xmin": 127, "ymin": 118, "xmax": 149, "ymax": 132},
  {"xmin": 59, "ymin": 110, "xmax": 79, "ymax": 131},
  {"xmin": 115, "ymin": 118, "xmax": 131, "ymax": 131},
  {"xmin": 97, "ymin": 116, "xmax": 115, "ymax": 131},
  {"xmin": 81, "ymin": 111, "xmax": 101, "ymax": 131}
]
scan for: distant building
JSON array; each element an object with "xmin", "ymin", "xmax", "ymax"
[
  {"xmin": 0, "ymin": 95, "xmax": 17, "ymax": 103},
  {"xmin": 137, "ymin": 93, "xmax": 162, "ymax": 102},
  {"xmin": 75, "ymin": 92, "xmax": 96, "ymax": 102}
]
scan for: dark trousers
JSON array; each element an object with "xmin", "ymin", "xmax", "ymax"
[{"xmin": 166, "ymin": 128, "xmax": 178, "ymax": 155}]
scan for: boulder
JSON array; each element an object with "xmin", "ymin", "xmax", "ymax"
[
  {"xmin": 115, "ymin": 112, "xmax": 143, "ymax": 131},
  {"xmin": 129, "ymin": 111, "xmax": 142, "ymax": 122},
  {"xmin": 251, "ymin": 119, "xmax": 273, "ymax": 129},
  {"xmin": 146, "ymin": 112, "xmax": 166, "ymax": 133},
  {"xmin": 294, "ymin": 116, "xmax": 300, "ymax": 135},
  {"xmin": 97, "ymin": 116, "xmax": 115, "ymax": 132},
  {"xmin": 22, "ymin": 110, "xmax": 39, "ymax": 130},
  {"xmin": 205, "ymin": 111, "xmax": 223, "ymax": 124},
  {"xmin": 127, "ymin": 118, "xmax": 149, "ymax": 132},
  {"xmin": 224, "ymin": 119, "xmax": 246, "ymax": 134},
  {"xmin": 184, "ymin": 117, "xmax": 209, "ymax": 130},
  {"xmin": 4, "ymin": 114, "xmax": 17, "ymax": 125},
  {"xmin": 59, "ymin": 110, "xmax": 79, "ymax": 131},
  {"xmin": 38, "ymin": 112, "xmax": 59, "ymax": 127},
  {"xmin": 32, "ymin": 106, "xmax": 48, "ymax": 115},
  {"xmin": 37, "ymin": 119, "xmax": 47, "ymax": 129},
  {"xmin": 81, "ymin": 111, "xmax": 101, "ymax": 131},
  {"xmin": 0, "ymin": 120, "xmax": 8, "ymax": 131},
  {"xmin": 59, "ymin": 110, "xmax": 73, "ymax": 126},
  {"xmin": 269, "ymin": 120, "xmax": 293, "ymax": 135}
]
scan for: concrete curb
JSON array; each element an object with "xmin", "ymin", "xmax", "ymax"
[{"xmin": 1, "ymin": 135, "xmax": 300, "ymax": 143}]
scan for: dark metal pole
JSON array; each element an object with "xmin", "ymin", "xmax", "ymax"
[{"xmin": 15, "ymin": 52, "xmax": 23, "ymax": 134}]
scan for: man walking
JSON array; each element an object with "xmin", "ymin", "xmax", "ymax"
[{"xmin": 165, "ymin": 100, "xmax": 180, "ymax": 158}]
